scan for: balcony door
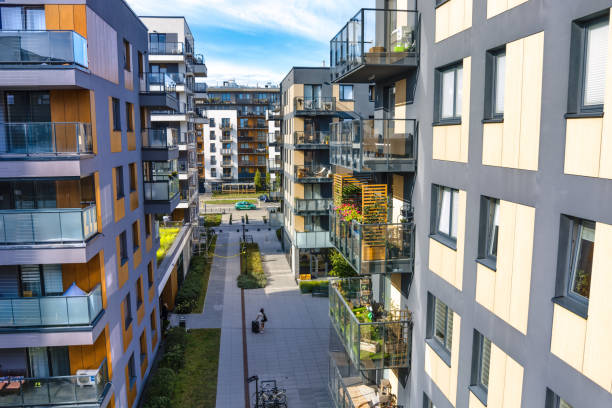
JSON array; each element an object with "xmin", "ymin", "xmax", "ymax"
[
  {"xmin": 5, "ymin": 91, "xmax": 51, "ymax": 153},
  {"xmin": 27, "ymin": 346, "xmax": 70, "ymax": 378},
  {"xmin": 304, "ymin": 85, "xmax": 322, "ymax": 108},
  {"xmin": 149, "ymin": 33, "xmax": 167, "ymax": 54},
  {"xmin": 0, "ymin": 6, "xmax": 45, "ymax": 30},
  {"xmin": 19, "ymin": 264, "xmax": 63, "ymax": 297}
]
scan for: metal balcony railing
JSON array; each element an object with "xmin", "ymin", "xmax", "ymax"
[
  {"xmin": 144, "ymin": 73, "xmax": 177, "ymax": 93},
  {"xmin": 330, "ymin": 8, "xmax": 419, "ymax": 82},
  {"xmin": 294, "ymin": 97, "xmax": 336, "ymax": 113},
  {"xmin": 294, "ymin": 130, "xmax": 330, "ymax": 146},
  {"xmin": 330, "ymin": 209, "xmax": 414, "ymax": 275},
  {"xmin": 221, "ymin": 161, "xmax": 232, "ymax": 168},
  {"xmin": 330, "ymin": 118, "xmax": 417, "ymax": 172},
  {"xmin": 221, "ymin": 148, "xmax": 232, "ymax": 155},
  {"xmin": 0, "ymin": 205, "xmax": 98, "ymax": 245},
  {"xmin": 0, "ymin": 30, "xmax": 88, "ymax": 68},
  {"xmin": 0, "ymin": 284, "xmax": 103, "ymax": 328},
  {"xmin": 144, "ymin": 177, "xmax": 179, "ymax": 201},
  {"xmin": 0, "ymin": 358, "xmax": 111, "ymax": 407},
  {"xmin": 0, "ymin": 122, "xmax": 93, "ymax": 156},
  {"xmin": 329, "ymin": 278, "xmax": 412, "ymax": 371},
  {"xmin": 268, "ymin": 132, "xmax": 281, "ymax": 145},
  {"xmin": 142, "ymin": 128, "xmax": 177, "ymax": 149},
  {"xmin": 268, "ymin": 158, "xmax": 281, "ymax": 171},
  {"xmin": 149, "ymin": 42, "xmax": 184, "ymax": 55}
]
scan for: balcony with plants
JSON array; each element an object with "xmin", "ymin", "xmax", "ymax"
[
  {"xmin": 293, "ymin": 130, "xmax": 330, "ymax": 149},
  {"xmin": 293, "ymin": 97, "xmax": 336, "ymax": 115},
  {"xmin": 330, "ymin": 8, "xmax": 419, "ymax": 83},
  {"xmin": 330, "ymin": 118, "xmax": 417, "ymax": 173},
  {"xmin": 294, "ymin": 165, "xmax": 332, "ymax": 183},
  {"xmin": 329, "ymin": 277, "xmax": 412, "ymax": 371},
  {"xmin": 330, "ymin": 175, "xmax": 414, "ymax": 275}
]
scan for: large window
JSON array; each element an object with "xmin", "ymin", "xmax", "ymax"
[
  {"xmin": 339, "ymin": 85, "xmax": 354, "ymax": 101},
  {"xmin": 436, "ymin": 63, "xmax": 463, "ymax": 122},
  {"xmin": 547, "ymin": 390, "xmax": 574, "ymax": 408},
  {"xmin": 432, "ymin": 185, "xmax": 459, "ymax": 245},
  {"xmin": 0, "ymin": 6, "xmax": 45, "ymax": 30},
  {"xmin": 471, "ymin": 331, "xmax": 491, "ymax": 404},
  {"xmin": 569, "ymin": 14, "xmax": 609, "ymax": 113},
  {"xmin": 304, "ymin": 84, "xmax": 322, "ymax": 101}
]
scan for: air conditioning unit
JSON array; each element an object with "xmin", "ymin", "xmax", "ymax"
[{"xmin": 76, "ymin": 369, "xmax": 99, "ymax": 387}]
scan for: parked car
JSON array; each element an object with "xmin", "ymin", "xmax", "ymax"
[
  {"xmin": 235, "ymin": 201, "xmax": 256, "ymax": 210},
  {"xmin": 259, "ymin": 194, "xmax": 268, "ymax": 202}
]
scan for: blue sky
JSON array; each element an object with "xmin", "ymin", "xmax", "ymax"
[{"xmin": 126, "ymin": 0, "xmax": 372, "ymax": 85}]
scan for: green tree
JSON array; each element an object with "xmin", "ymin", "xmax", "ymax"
[
  {"xmin": 254, "ymin": 169, "xmax": 262, "ymax": 191},
  {"xmin": 265, "ymin": 172, "xmax": 271, "ymax": 190},
  {"xmin": 329, "ymin": 249, "xmax": 357, "ymax": 277}
]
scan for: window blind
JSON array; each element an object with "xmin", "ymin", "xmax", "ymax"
[
  {"xmin": 584, "ymin": 21, "xmax": 609, "ymax": 106},
  {"xmin": 480, "ymin": 337, "xmax": 491, "ymax": 388}
]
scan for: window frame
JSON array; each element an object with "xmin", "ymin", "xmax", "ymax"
[
  {"xmin": 426, "ymin": 293, "xmax": 453, "ymax": 365},
  {"xmin": 147, "ymin": 262, "xmax": 154, "ymax": 289},
  {"xmin": 127, "ymin": 353, "xmax": 136, "ymax": 386},
  {"xmin": 431, "ymin": 184, "xmax": 459, "ymax": 248},
  {"xmin": 115, "ymin": 166, "xmax": 124, "ymax": 199},
  {"xmin": 123, "ymin": 39, "xmax": 131, "ymax": 71},
  {"xmin": 132, "ymin": 221, "xmax": 140, "ymax": 252},
  {"xmin": 579, "ymin": 16, "xmax": 608, "ymax": 112},
  {"xmin": 478, "ymin": 196, "xmax": 500, "ymax": 269},
  {"xmin": 567, "ymin": 219, "xmax": 595, "ymax": 305},
  {"xmin": 485, "ymin": 47, "xmax": 506, "ymax": 120},
  {"xmin": 470, "ymin": 331, "xmax": 491, "ymax": 405},
  {"xmin": 119, "ymin": 231, "xmax": 128, "ymax": 265},
  {"xmin": 112, "ymin": 98, "xmax": 121, "ymax": 131},
  {"xmin": 126, "ymin": 102, "xmax": 134, "ymax": 132},
  {"xmin": 136, "ymin": 277, "xmax": 143, "ymax": 308},
  {"xmin": 339, "ymin": 85, "xmax": 354, "ymax": 101},
  {"xmin": 124, "ymin": 292, "xmax": 133, "ymax": 330},
  {"xmin": 435, "ymin": 62, "xmax": 463, "ymax": 124}
]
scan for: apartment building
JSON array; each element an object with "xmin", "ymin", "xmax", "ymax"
[
  {"xmin": 0, "ymin": 1, "xmax": 161, "ymax": 407},
  {"xmin": 199, "ymin": 110, "xmax": 238, "ymax": 190},
  {"xmin": 196, "ymin": 81, "xmax": 279, "ymax": 184},
  {"xmin": 139, "ymin": 16, "xmax": 206, "ymax": 224},
  {"xmin": 279, "ymin": 67, "xmax": 372, "ymax": 278},
  {"xmin": 266, "ymin": 107, "xmax": 282, "ymax": 192},
  {"xmin": 326, "ymin": 1, "xmax": 612, "ymax": 408}
]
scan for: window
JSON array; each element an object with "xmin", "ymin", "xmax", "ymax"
[
  {"xmin": 209, "ymin": 118, "xmax": 215, "ymax": 128},
  {"xmin": 211, "ymin": 168, "xmax": 216, "ymax": 177},
  {"xmin": 148, "ymin": 262, "xmax": 154, "ymax": 288},
  {"xmin": 136, "ymin": 277, "xmax": 143, "ymax": 307},
  {"xmin": 369, "ymin": 85, "xmax": 375, "ymax": 102},
  {"xmin": 423, "ymin": 394, "xmax": 437, "ymax": 408},
  {"xmin": 210, "ymin": 157, "xmax": 217, "ymax": 165},
  {"xmin": 0, "ymin": 6, "xmax": 45, "ymax": 30},
  {"xmin": 471, "ymin": 331, "xmax": 491, "ymax": 404},
  {"xmin": 123, "ymin": 40, "xmax": 131, "ymax": 71},
  {"xmin": 126, "ymin": 103, "xmax": 134, "ymax": 132},
  {"xmin": 138, "ymin": 51, "xmax": 144, "ymax": 78},
  {"xmin": 127, "ymin": 354, "xmax": 136, "ymax": 386},
  {"xmin": 119, "ymin": 231, "xmax": 128, "ymax": 264},
  {"xmin": 436, "ymin": 63, "xmax": 463, "ymax": 122},
  {"xmin": 150, "ymin": 309, "xmax": 157, "ymax": 337},
  {"xmin": 129, "ymin": 163, "xmax": 137, "ymax": 193},
  {"xmin": 115, "ymin": 166, "xmax": 124, "ymax": 199},
  {"xmin": 139, "ymin": 332, "xmax": 147, "ymax": 363},
  {"xmin": 240, "ymin": 118, "xmax": 248, "ymax": 127},
  {"xmin": 432, "ymin": 185, "xmax": 459, "ymax": 245},
  {"xmin": 112, "ymin": 98, "xmax": 121, "ymax": 131},
  {"xmin": 210, "ymin": 144, "xmax": 216, "ymax": 153},
  {"xmin": 124, "ymin": 292, "xmax": 132, "ymax": 329},
  {"xmin": 132, "ymin": 221, "xmax": 140, "ymax": 252},
  {"xmin": 339, "ymin": 85, "xmax": 354, "ymax": 101},
  {"xmin": 569, "ymin": 15, "xmax": 609, "ymax": 113},
  {"xmin": 568, "ymin": 219, "xmax": 595, "ymax": 302},
  {"xmin": 546, "ymin": 390, "xmax": 574, "ymax": 408},
  {"xmin": 486, "ymin": 49, "xmax": 506, "ymax": 118},
  {"xmin": 478, "ymin": 197, "xmax": 499, "ymax": 266},
  {"xmin": 209, "ymin": 131, "xmax": 215, "ymax": 140},
  {"xmin": 145, "ymin": 215, "xmax": 152, "ymax": 237},
  {"xmin": 427, "ymin": 293, "xmax": 454, "ymax": 364}
]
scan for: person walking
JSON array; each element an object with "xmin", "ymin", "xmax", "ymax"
[{"xmin": 256, "ymin": 308, "xmax": 267, "ymax": 333}]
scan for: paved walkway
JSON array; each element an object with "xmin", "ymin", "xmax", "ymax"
[{"xmin": 177, "ymin": 222, "xmax": 332, "ymax": 408}]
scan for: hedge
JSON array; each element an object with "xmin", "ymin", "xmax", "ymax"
[{"xmin": 298, "ymin": 280, "xmax": 329, "ymax": 294}]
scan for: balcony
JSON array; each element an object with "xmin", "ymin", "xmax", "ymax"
[
  {"xmin": 293, "ymin": 131, "xmax": 330, "ymax": 149},
  {"xmin": 194, "ymin": 82, "xmax": 208, "ymax": 95},
  {"xmin": 268, "ymin": 158, "xmax": 281, "ymax": 172},
  {"xmin": 221, "ymin": 135, "xmax": 233, "ymax": 142},
  {"xmin": 268, "ymin": 132, "xmax": 281, "ymax": 146},
  {"xmin": 148, "ymin": 42, "xmax": 185, "ymax": 64},
  {"xmin": 239, "ymin": 161, "xmax": 266, "ymax": 167},
  {"xmin": 140, "ymin": 73, "xmax": 178, "ymax": 111},
  {"xmin": 293, "ymin": 97, "xmax": 336, "ymax": 115},
  {"xmin": 330, "ymin": 8, "xmax": 419, "ymax": 83},
  {"xmin": 294, "ymin": 198, "xmax": 332, "ymax": 215},
  {"xmin": 220, "ymin": 123, "xmax": 233, "ymax": 131},
  {"xmin": 0, "ymin": 205, "xmax": 98, "ymax": 247},
  {"xmin": 191, "ymin": 54, "xmax": 207, "ymax": 77},
  {"xmin": 0, "ymin": 359, "xmax": 111, "ymax": 408},
  {"xmin": 0, "ymin": 30, "xmax": 87, "ymax": 68},
  {"xmin": 294, "ymin": 231, "xmax": 332, "ymax": 249},
  {"xmin": 330, "ymin": 118, "xmax": 417, "ymax": 173},
  {"xmin": 0, "ymin": 284, "xmax": 103, "ymax": 329},
  {"xmin": 221, "ymin": 161, "xmax": 233, "ymax": 168},
  {"xmin": 221, "ymin": 148, "xmax": 232, "ymax": 155},
  {"xmin": 221, "ymin": 174, "xmax": 233, "ymax": 180},
  {"xmin": 144, "ymin": 177, "xmax": 180, "ymax": 214},
  {"xmin": 0, "ymin": 122, "xmax": 93, "ymax": 158},
  {"xmin": 142, "ymin": 128, "xmax": 179, "ymax": 161},
  {"xmin": 329, "ymin": 278, "xmax": 412, "ymax": 371},
  {"xmin": 294, "ymin": 165, "xmax": 332, "ymax": 183}
]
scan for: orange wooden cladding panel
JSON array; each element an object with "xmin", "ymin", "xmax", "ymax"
[
  {"xmin": 45, "ymin": 5, "xmax": 87, "ymax": 38},
  {"xmin": 68, "ymin": 327, "xmax": 108, "ymax": 374}
]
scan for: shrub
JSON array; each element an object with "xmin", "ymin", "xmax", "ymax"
[
  {"xmin": 229, "ymin": 214, "xmax": 233, "ymax": 224},
  {"xmin": 141, "ymin": 367, "xmax": 176, "ymax": 407},
  {"xmin": 329, "ymin": 249, "xmax": 357, "ymax": 278},
  {"xmin": 237, "ymin": 243, "xmax": 266, "ymax": 289},
  {"xmin": 174, "ymin": 236, "xmax": 216, "ymax": 314},
  {"xmin": 299, "ymin": 280, "xmax": 329, "ymax": 294}
]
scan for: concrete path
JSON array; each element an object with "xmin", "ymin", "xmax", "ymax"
[{"xmin": 176, "ymin": 221, "xmax": 332, "ymax": 408}]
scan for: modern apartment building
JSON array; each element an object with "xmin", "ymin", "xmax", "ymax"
[
  {"xmin": 266, "ymin": 107, "xmax": 282, "ymax": 191},
  {"xmin": 279, "ymin": 67, "xmax": 372, "ymax": 278},
  {"xmin": 199, "ymin": 110, "xmax": 238, "ymax": 190},
  {"xmin": 326, "ymin": 1, "xmax": 612, "ymax": 408},
  {"xmin": 196, "ymin": 81, "xmax": 279, "ymax": 184},
  {"xmin": 0, "ymin": 1, "xmax": 163, "ymax": 407},
  {"xmin": 139, "ymin": 16, "xmax": 206, "ymax": 224}
]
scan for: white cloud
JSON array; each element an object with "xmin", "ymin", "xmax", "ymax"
[{"xmin": 127, "ymin": 0, "xmax": 372, "ymax": 43}]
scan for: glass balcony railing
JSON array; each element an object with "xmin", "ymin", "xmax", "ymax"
[
  {"xmin": 0, "ymin": 284, "xmax": 103, "ymax": 328},
  {"xmin": 0, "ymin": 122, "xmax": 93, "ymax": 156},
  {"xmin": 0, "ymin": 205, "xmax": 98, "ymax": 245},
  {"xmin": 330, "ymin": 8, "xmax": 419, "ymax": 83},
  {"xmin": 0, "ymin": 358, "xmax": 111, "ymax": 407},
  {"xmin": 294, "ymin": 165, "xmax": 332, "ymax": 182},
  {"xmin": 294, "ymin": 231, "xmax": 332, "ymax": 249},
  {"xmin": 329, "ymin": 278, "xmax": 412, "ymax": 371},
  {"xmin": 194, "ymin": 82, "xmax": 208, "ymax": 93},
  {"xmin": 329, "ymin": 210, "xmax": 414, "ymax": 275},
  {"xmin": 0, "ymin": 30, "xmax": 87, "ymax": 68},
  {"xmin": 221, "ymin": 161, "xmax": 232, "ymax": 168},
  {"xmin": 330, "ymin": 118, "xmax": 417, "ymax": 172},
  {"xmin": 293, "ymin": 97, "xmax": 336, "ymax": 113},
  {"xmin": 294, "ymin": 198, "xmax": 333, "ymax": 214},
  {"xmin": 268, "ymin": 158, "xmax": 281, "ymax": 171},
  {"xmin": 294, "ymin": 131, "xmax": 330, "ymax": 147},
  {"xmin": 142, "ymin": 128, "xmax": 177, "ymax": 149},
  {"xmin": 144, "ymin": 73, "xmax": 177, "ymax": 93},
  {"xmin": 144, "ymin": 178, "xmax": 179, "ymax": 201},
  {"xmin": 221, "ymin": 148, "xmax": 232, "ymax": 155},
  {"xmin": 149, "ymin": 42, "xmax": 184, "ymax": 55},
  {"xmin": 268, "ymin": 132, "xmax": 281, "ymax": 145}
]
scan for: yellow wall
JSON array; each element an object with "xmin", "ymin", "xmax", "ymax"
[
  {"xmin": 482, "ymin": 32, "xmax": 544, "ymax": 171},
  {"xmin": 487, "ymin": 0, "xmax": 529, "ymax": 19},
  {"xmin": 333, "ymin": 84, "xmax": 355, "ymax": 112},
  {"xmin": 68, "ymin": 327, "xmax": 108, "ymax": 374},
  {"xmin": 428, "ymin": 190, "xmax": 466, "ymax": 290},
  {"xmin": 480, "ymin": 342, "xmax": 523, "ymax": 408},
  {"xmin": 435, "ymin": 0, "xmax": 473, "ymax": 42},
  {"xmin": 109, "ymin": 97, "xmax": 122, "ymax": 153},
  {"xmin": 283, "ymin": 84, "xmax": 303, "ymax": 117},
  {"xmin": 550, "ymin": 221, "xmax": 612, "ymax": 393},
  {"xmin": 433, "ymin": 57, "xmax": 471, "ymax": 163},
  {"xmin": 475, "ymin": 201, "xmax": 534, "ymax": 334},
  {"xmin": 424, "ymin": 312, "xmax": 461, "ymax": 406},
  {"xmin": 113, "ymin": 167, "xmax": 126, "ymax": 222}
]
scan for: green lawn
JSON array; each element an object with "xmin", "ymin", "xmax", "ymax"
[
  {"xmin": 212, "ymin": 192, "xmax": 261, "ymax": 199},
  {"xmin": 157, "ymin": 227, "xmax": 181, "ymax": 265},
  {"xmin": 237, "ymin": 243, "xmax": 267, "ymax": 289},
  {"xmin": 203, "ymin": 198, "xmax": 257, "ymax": 205},
  {"xmin": 203, "ymin": 213, "xmax": 222, "ymax": 227},
  {"xmin": 174, "ymin": 235, "xmax": 217, "ymax": 314}
]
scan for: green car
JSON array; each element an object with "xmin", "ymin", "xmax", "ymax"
[{"xmin": 235, "ymin": 201, "xmax": 256, "ymax": 210}]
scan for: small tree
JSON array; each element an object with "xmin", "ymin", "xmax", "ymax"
[
  {"xmin": 265, "ymin": 172, "xmax": 271, "ymax": 191},
  {"xmin": 329, "ymin": 249, "xmax": 357, "ymax": 278},
  {"xmin": 254, "ymin": 169, "xmax": 263, "ymax": 191}
]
